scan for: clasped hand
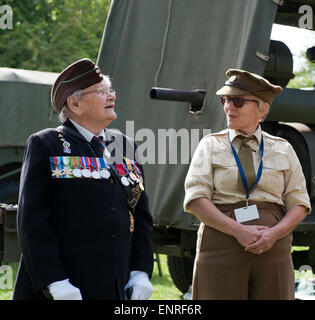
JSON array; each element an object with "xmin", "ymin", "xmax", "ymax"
[{"xmin": 235, "ymin": 224, "xmax": 277, "ymax": 254}]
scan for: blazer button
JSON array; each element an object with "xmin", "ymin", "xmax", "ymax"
[
  {"xmin": 110, "ymin": 234, "xmax": 117, "ymax": 239},
  {"xmin": 109, "ymin": 178, "xmax": 115, "ymax": 184},
  {"xmin": 110, "ymin": 206, "xmax": 117, "ymax": 212}
]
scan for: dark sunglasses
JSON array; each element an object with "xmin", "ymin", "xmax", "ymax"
[{"xmin": 220, "ymin": 96, "xmax": 259, "ymax": 108}]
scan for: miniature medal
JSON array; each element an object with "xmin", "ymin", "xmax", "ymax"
[
  {"xmin": 90, "ymin": 157, "xmax": 100, "ymax": 179},
  {"xmin": 97, "ymin": 158, "xmax": 110, "ymax": 179},
  {"xmin": 82, "ymin": 168, "xmax": 92, "ymax": 178},
  {"xmin": 72, "ymin": 156, "xmax": 82, "ymax": 177},
  {"xmin": 121, "ymin": 176, "xmax": 130, "ymax": 186},
  {"xmin": 139, "ymin": 182, "xmax": 145, "ymax": 191},
  {"xmin": 81, "ymin": 157, "xmax": 91, "ymax": 178},
  {"xmin": 129, "ymin": 172, "xmax": 138, "ymax": 182},
  {"xmin": 61, "ymin": 156, "xmax": 71, "ymax": 177},
  {"xmin": 52, "ymin": 168, "xmax": 62, "ymax": 178},
  {"xmin": 72, "ymin": 168, "xmax": 82, "ymax": 178},
  {"xmin": 63, "ymin": 166, "xmax": 73, "ymax": 177},
  {"xmin": 100, "ymin": 169, "xmax": 110, "ymax": 179},
  {"xmin": 91, "ymin": 170, "xmax": 101, "ymax": 179}
]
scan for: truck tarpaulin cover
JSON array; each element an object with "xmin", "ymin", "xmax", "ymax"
[
  {"xmin": 0, "ymin": 68, "xmax": 59, "ymax": 147},
  {"xmin": 97, "ymin": 0, "xmax": 278, "ymax": 230}
]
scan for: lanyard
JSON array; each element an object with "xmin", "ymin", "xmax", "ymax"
[{"xmin": 228, "ymin": 132, "xmax": 264, "ymax": 201}]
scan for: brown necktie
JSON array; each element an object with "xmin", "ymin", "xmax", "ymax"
[{"xmin": 237, "ymin": 136, "xmax": 256, "ymax": 191}]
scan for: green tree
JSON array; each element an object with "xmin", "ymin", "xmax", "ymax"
[
  {"xmin": 0, "ymin": 0, "xmax": 110, "ymax": 72},
  {"xmin": 288, "ymin": 51, "xmax": 315, "ymax": 89}
]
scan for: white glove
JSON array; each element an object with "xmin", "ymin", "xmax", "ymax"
[
  {"xmin": 48, "ymin": 279, "xmax": 82, "ymax": 300},
  {"xmin": 124, "ymin": 271, "xmax": 153, "ymax": 300}
]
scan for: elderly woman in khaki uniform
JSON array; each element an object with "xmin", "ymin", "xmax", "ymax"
[{"xmin": 184, "ymin": 69, "xmax": 311, "ymax": 300}]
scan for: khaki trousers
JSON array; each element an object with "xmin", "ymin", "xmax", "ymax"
[{"xmin": 192, "ymin": 201, "xmax": 294, "ymax": 300}]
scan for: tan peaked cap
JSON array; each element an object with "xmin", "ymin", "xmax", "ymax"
[{"xmin": 216, "ymin": 69, "xmax": 282, "ymax": 105}]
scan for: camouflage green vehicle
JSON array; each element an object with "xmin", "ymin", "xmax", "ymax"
[
  {"xmin": 98, "ymin": 0, "xmax": 315, "ymax": 292},
  {"xmin": 0, "ymin": 68, "xmax": 59, "ymax": 204},
  {"xmin": 0, "ymin": 68, "xmax": 58, "ymax": 262},
  {"xmin": 1, "ymin": 0, "xmax": 315, "ymax": 294}
]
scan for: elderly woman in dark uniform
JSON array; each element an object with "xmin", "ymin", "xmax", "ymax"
[
  {"xmin": 184, "ymin": 69, "xmax": 311, "ymax": 300},
  {"xmin": 13, "ymin": 58, "xmax": 153, "ymax": 300}
]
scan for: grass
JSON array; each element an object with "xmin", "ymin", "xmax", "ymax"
[
  {"xmin": 0, "ymin": 262, "xmax": 18, "ymax": 300},
  {"xmin": 1, "ymin": 250, "xmax": 313, "ymax": 300},
  {"xmin": 0, "ymin": 255, "xmax": 183, "ymax": 300},
  {"xmin": 150, "ymin": 254, "xmax": 183, "ymax": 300}
]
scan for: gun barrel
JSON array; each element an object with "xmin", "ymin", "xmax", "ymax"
[{"xmin": 150, "ymin": 87, "xmax": 205, "ymax": 106}]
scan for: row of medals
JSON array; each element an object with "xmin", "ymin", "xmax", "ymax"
[
  {"xmin": 59, "ymin": 138, "xmax": 144, "ymax": 189},
  {"xmin": 121, "ymin": 171, "xmax": 144, "ymax": 191},
  {"xmin": 71, "ymin": 166, "xmax": 110, "ymax": 180},
  {"xmin": 70, "ymin": 166, "xmax": 144, "ymax": 190}
]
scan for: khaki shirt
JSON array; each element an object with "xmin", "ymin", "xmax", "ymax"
[{"xmin": 184, "ymin": 125, "xmax": 311, "ymax": 214}]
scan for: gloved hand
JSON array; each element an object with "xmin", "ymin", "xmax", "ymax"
[
  {"xmin": 124, "ymin": 271, "xmax": 153, "ymax": 300},
  {"xmin": 47, "ymin": 279, "xmax": 82, "ymax": 300}
]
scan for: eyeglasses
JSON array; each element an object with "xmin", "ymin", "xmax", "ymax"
[
  {"xmin": 82, "ymin": 87, "xmax": 116, "ymax": 98},
  {"xmin": 220, "ymin": 96, "xmax": 258, "ymax": 108}
]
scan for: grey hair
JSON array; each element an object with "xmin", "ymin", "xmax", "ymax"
[
  {"xmin": 258, "ymin": 100, "xmax": 270, "ymax": 122},
  {"xmin": 58, "ymin": 89, "xmax": 84, "ymax": 123}
]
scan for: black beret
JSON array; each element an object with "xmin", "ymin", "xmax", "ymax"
[{"xmin": 51, "ymin": 58, "xmax": 104, "ymax": 113}]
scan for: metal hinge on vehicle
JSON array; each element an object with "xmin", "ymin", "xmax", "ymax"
[
  {"xmin": 271, "ymin": 0, "xmax": 284, "ymax": 6},
  {"xmin": 256, "ymin": 51, "xmax": 270, "ymax": 62}
]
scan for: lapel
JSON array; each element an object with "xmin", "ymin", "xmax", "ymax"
[{"xmin": 58, "ymin": 120, "xmax": 95, "ymax": 157}]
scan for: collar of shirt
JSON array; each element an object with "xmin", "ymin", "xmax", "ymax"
[
  {"xmin": 69, "ymin": 119, "xmax": 105, "ymax": 142},
  {"xmin": 228, "ymin": 124, "xmax": 262, "ymax": 145}
]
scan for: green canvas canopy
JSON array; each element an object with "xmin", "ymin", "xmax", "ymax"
[
  {"xmin": 97, "ymin": 0, "xmax": 280, "ymax": 230},
  {"xmin": 0, "ymin": 67, "xmax": 59, "ymax": 147}
]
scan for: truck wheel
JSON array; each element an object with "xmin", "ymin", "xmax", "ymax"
[
  {"xmin": 167, "ymin": 256, "xmax": 194, "ymax": 294},
  {"xmin": 0, "ymin": 180, "xmax": 19, "ymax": 204}
]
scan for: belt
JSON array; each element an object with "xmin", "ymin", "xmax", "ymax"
[{"xmin": 215, "ymin": 201, "xmax": 285, "ymax": 213}]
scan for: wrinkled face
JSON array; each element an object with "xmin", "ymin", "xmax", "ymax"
[
  {"xmin": 221, "ymin": 95, "xmax": 268, "ymax": 134},
  {"xmin": 69, "ymin": 78, "xmax": 117, "ymax": 131}
]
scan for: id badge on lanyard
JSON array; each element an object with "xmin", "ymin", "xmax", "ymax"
[{"xmin": 228, "ymin": 132, "xmax": 264, "ymax": 223}]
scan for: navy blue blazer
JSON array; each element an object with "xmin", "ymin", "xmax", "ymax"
[{"xmin": 13, "ymin": 120, "xmax": 153, "ymax": 300}]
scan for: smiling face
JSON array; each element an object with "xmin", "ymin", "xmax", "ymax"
[
  {"xmin": 67, "ymin": 78, "xmax": 117, "ymax": 134},
  {"xmin": 223, "ymin": 95, "xmax": 269, "ymax": 134}
]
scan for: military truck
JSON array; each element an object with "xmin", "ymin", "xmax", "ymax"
[
  {"xmin": 97, "ymin": 0, "xmax": 315, "ymax": 293},
  {"xmin": 0, "ymin": 67, "xmax": 59, "ymax": 205},
  {"xmin": 1, "ymin": 0, "xmax": 315, "ymax": 294},
  {"xmin": 0, "ymin": 68, "xmax": 59, "ymax": 263}
]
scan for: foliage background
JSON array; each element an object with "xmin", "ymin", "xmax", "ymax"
[
  {"xmin": 288, "ymin": 52, "xmax": 315, "ymax": 88},
  {"xmin": 0, "ymin": 0, "xmax": 110, "ymax": 72},
  {"xmin": 0, "ymin": 0, "xmax": 314, "ymax": 85}
]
